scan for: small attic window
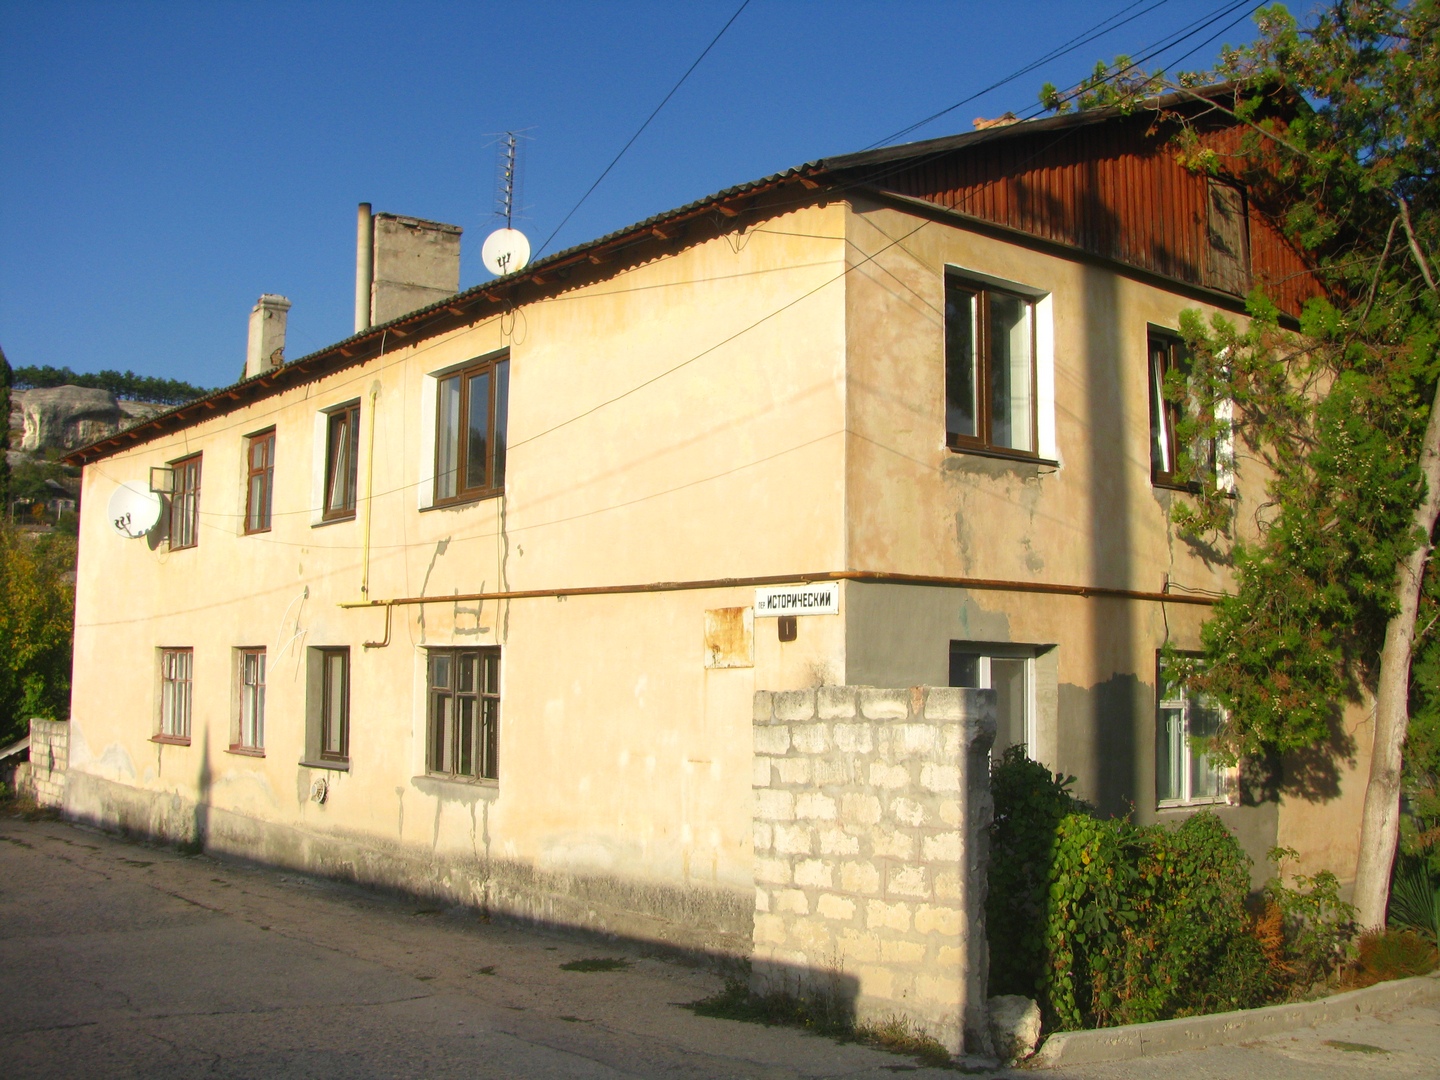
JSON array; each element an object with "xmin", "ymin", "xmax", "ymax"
[{"xmin": 1204, "ymin": 179, "xmax": 1250, "ymax": 296}]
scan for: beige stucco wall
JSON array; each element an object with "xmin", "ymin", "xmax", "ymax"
[
  {"xmin": 838, "ymin": 197, "xmax": 1368, "ymax": 884},
  {"xmin": 67, "ymin": 202, "xmax": 851, "ymax": 952}
]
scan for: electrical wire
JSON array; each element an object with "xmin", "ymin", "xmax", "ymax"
[{"xmin": 531, "ymin": 0, "xmax": 752, "ymax": 262}]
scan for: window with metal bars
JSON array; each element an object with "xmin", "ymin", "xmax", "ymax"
[
  {"xmin": 427, "ymin": 648, "xmax": 499, "ymax": 781},
  {"xmin": 168, "ymin": 454, "xmax": 201, "ymax": 549},
  {"xmin": 158, "ymin": 648, "xmax": 193, "ymax": 741}
]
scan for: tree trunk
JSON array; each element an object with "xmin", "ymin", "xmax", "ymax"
[{"xmin": 1352, "ymin": 376, "xmax": 1440, "ymax": 929}]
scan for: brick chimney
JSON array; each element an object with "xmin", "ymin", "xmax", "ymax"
[
  {"xmin": 363, "ymin": 212, "xmax": 462, "ymax": 327},
  {"xmin": 246, "ymin": 294, "xmax": 291, "ymax": 379}
]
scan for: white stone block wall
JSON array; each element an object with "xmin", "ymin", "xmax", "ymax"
[
  {"xmin": 22, "ymin": 719, "xmax": 68, "ymax": 808},
  {"xmin": 752, "ymin": 686, "xmax": 995, "ymax": 1056}
]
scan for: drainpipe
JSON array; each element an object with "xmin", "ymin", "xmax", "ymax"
[
  {"xmin": 360, "ymin": 378, "xmax": 380, "ymax": 598},
  {"xmin": 354, "ymin": 203, "xmax": 373, "ymax": 334}
]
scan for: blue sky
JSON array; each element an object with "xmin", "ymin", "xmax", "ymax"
[{"xmin": 0, "ymin": 0, "xmax": 1268, "ymax": 390}]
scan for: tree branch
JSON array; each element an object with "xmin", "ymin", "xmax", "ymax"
[{"xmin": 1396, "ymin": 195, "xmax": 1438, "ymax": 296}]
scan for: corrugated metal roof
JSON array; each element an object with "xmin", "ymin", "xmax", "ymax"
[{"xmin": 63, "ymin": 83, "xmax": 1282, "ymax": 467}]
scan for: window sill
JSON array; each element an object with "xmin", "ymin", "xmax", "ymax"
[
  {"xmin": 227, "ymin": 746, "xmax": 265, "ymax": 758},
  {"xmin": 1157, "ymin": 796, "xmax": 1233, "ymax": 811},
  {"xmin": 312, "ymin": 514, "xmax": 356, "ymax": 528},
  {"xmin": 151, "ymin": 734, "xmax": 191, "ymax": 746},
  {"xmin": 421, "ymin": 492, "xmax": 504, "ymax": 513},
  {"xmin": 300, "ymin": 758, "xmax": 350, "ymax": 772},
  {"xmin": 947, "ymin": 444, "xmax": 1059, "ymax": 469},
  {"xmin": 411, "ymin": 773, "xmax": 499, "ymax": 800},
  {"xmin": 242, "ymin": 527, "xmax": 272, "ymax": 536},
  {"xmin": 166, "ymin": 544, "xmax": 197, "ymax": 553}
]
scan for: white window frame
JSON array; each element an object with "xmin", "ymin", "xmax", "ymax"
[
  {"xmin": 158, "ymin": 648, "xmax": 193, "ymax": 741},
  {"xmin": 1156, "ymin": 654, "xmax": 1233, "ymax": 808},
  {"xmin": 949, "ymin": 642, "xmax": 1037, "ymax": 756},
  {"xmin": 233, "ymin": 647, "xmax": 266, "ymax": 753}
]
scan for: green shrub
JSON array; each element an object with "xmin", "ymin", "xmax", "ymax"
[
  {"xmin": 1263, "ymin": 848, "xmax": 1355, "ymax": 992},
  {"xmin": 1389, "ymin": 858, "xmax": 1440, "ymax": 941}
]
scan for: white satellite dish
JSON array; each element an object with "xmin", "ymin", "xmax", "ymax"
[
  {"xmin": 482, "ymin": 227, "xmax": 531, "ymax": 277},
  {"xmin": 108, "ymin": 481, "xmax": 163, "ymax": 539}
]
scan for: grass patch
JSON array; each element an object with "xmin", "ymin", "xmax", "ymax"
[
  {"xmin": 685, "ymin": 981, "xmax": 952, "ymax": 1068},
  {"xmin": 1323, "ymin": 1040, "xmax": 1389, "ymax": 1054},
  {"xmin": 559, "ymin": 957, "xmax": 631, "ymax": 972}
]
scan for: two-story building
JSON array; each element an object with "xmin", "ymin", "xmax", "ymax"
[{"xmin": 63, "ymin": 87, "xmax": 1361, "ymax": 959}]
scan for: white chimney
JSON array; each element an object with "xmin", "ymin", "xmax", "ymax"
[{"xmin": 246, "ymin": 294, "xmax": 291, "ymax": 379}]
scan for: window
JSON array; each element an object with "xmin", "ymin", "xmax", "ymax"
[
  {"xmin": 319, "ymin": 648, "xmax": 349, "ymax": 761},
  {"xmin": 945, "ymin": 276, "xmax": 1036, "ymax": 455},
  {"xmin": 168, "ymin": 454, "xmax": 201, "ymax": 549},
  {"xmin": 950, "ymin": 642, "xmax": 1033, "ymax": 757},
  {"xmin": 234, "ymin": 648, "xmax": 265, "ymax": 753},
  {"xmin": 323, "ymin": 403, "xmax": 360, "ymax": 521},
  {"xmin": 434, "ymin": 352, "xmax": 509, "ymax": 505},
  {"xmin": 1156, "ymin": 654, "xmax": 1227, "ymax": 806},
  {"xmin": 1148, "ymin": 331, "xmax": 1214, "ymax": 488},
  {"xmin": 158, "ymin": 648, "xmax": 193, "ymax": 742},
  {"xmin": 245, "ymin": 429, "xmax": 275, "ymax": 533},
  {"xmin": 427, "ymin": 648, "xmax": 499, "ymax": 781}
]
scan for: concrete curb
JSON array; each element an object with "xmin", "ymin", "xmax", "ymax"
[{"xmin": 1031, "ymin": 972, "xmax": 1440, "ymax": 1068}]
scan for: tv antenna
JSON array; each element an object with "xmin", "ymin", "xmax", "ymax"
[{"xmin": 482, "ymin": 130, "xmax": 532, "ymax": 277}]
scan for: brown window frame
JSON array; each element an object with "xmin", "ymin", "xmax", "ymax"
[
  {"xmin": 318, "ymin": 647, "xmax": 350, "ymax": 762},
  {"xmin": 427, "ymin": 647, "xmax": 500, "ymax": 782},
  {"xmin": 233, "ymin": 647, "xmax": 266, "ymax": 754},
  {"xmin": 432, "ymin": 352, "xmax": 510, "ymax": 507},
  {"xmin": 157, "ymin": 647, "xmax": 193, "ymax": 743},
  {"xmin": 1148, "ymin": 330, "xmax": 1214, "ymax": 490},
  {"xmin": 944, "ymin": 275, "xmax": 1039, "ymax": 458},
  {"xmin": 322, "ymin": 402, "xmax": 360, "ymax": 522},
  {"xmin": 244, "ymin": 429, "xmax": 276, "ymax": 534},
  {"xmin": 168, "ymin": 454, "xmax": 202, "ymax": 550}
]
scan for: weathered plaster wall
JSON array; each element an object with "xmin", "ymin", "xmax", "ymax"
[
  {"xmin": 751, "ymin": 686, "xmax": 995, "ymax": 1056},
  {"xmin": 66, "ymin": 202, "xmax": 850, "ymax": 953}
]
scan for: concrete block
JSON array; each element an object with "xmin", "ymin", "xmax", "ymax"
[
  {"xmin": 819, "ymin": 827, "xmax": 860, "ymax": 856},
  {"xmin": 859, "ymin": 688, "xmax": 910, "ymax": 720},
  {"xmin": 774, "ymin": 690, "xmax": 816, "ymax": 721},
  {"xmin": 839, "ymin": 928, "xmax": 881, "ymax": 962},
  {"xmin": 812, "ymin": 757, "xmax": 852, "ymax": 786},
  {"xmin": 753, "ymin": 822, "xmax": 773, "ymax": 852},
  {"xmin": 922, "ymin": 831, "xmax": 963, "ymax": 862},
  {"xmin": 789, "ymin": 919, "xmax": 833, "ymax": 954},
  {"xmin": 940, "ymin": 723, "xmax": 964, "ymax": 757},
  {"xmin": 818, "ymin": 893, "xmax": 857, "ymax": 921},
  {"xmin": 796, "ymin": 792, "xmax": 837, "ymax": 820},
  {"xmin": 776, "ymin": 888, "xmax": 810, "ymax": 915},
  {"xmin": 892, "ymin": 723, "xmax": 936, "ymax": 756},
  {"xmin": 841, "ymin": 792, "xmax": 882, "ymax": 827},
  {"xmin": 936, "ymin": 798, "xmax": 963, "ymax": 828},
  {"xmin": 917, "ymin": 973, "xmax": 964, "ymax": 1006},
  {"xmin": 920, "ymin": 763, "xmax": 961, "ymax": 793},
  {"xmin": 889, "ymin": 796, "xmax": 926, "ymax": 827},
  {"xmin": 888, "ymin": 864, "xmax": 929, "ymax": 898},
  {"xmin": 854, "ymin": 964, "xmax": 897, "ymax": 1000},
  {"xmin": 933, "ymin": 869, "xmax": 962, "ymax": 901},
  {"xmin": 755, "ymin": 886, "xmax": 771, "ymax": 913},
  {"xmin": 756, "ymin": 857, "xmax": 793, "ymax": 885},
  {"xmin": 753, "ymin": 692, "xmax": 775, "ymax": 723},
  {"xmin": 881, "ymin": 938, "xmax": 927, "ymax": 965},
  {"xmin": 914, "ymin": 904, "xmax": 963, "ymax": 936},
  {"xmin": 923, "ymin": 687, "xmax": 966, "ymax": 721},
  {"xmin": 754, "ymin": 725, "xmax": 791, "ymax": 756},
  {"xmin": 873, "ymin": 828, "xmax": 916, "ymax": 860},
  {"xmin": 756, "ymin": 789, "xmax": 795, "ymax": 822},
  {"xmin": 774, "ymin": 823, "xmax": 814, "ymax": 855},
  {"xmin": 866, "ymin": 898, "xmax": 912, "ymax": 933},
  {"xmin": 832, "ymin": 722, "xmax": 873, "ymax": 753},
  {"xmin": 774, "ymin": 756, "xmax": 811, "ymax": 786},
  {"xmin": 937, "ymin": 945, "xmax": 966, "ymax": 967},
  {"xmin": 753, "ymin": 913, "xmax": 788, "ymax": 946},
  {"xmin": 868, "ymin": 762, "xmax": 910, "ymax": 789},
  {"xmin": 794, "ymin": 859, "xmax": 833, "ymax": 888},
  {"xmin": 753, "ymin": 755, "xmax": 773, "ymax": 788},
  {"xmin": 792, "ymin": 724, "xmax": 829, "ymax": 754},
  {"xmin": 840, "ymin": 860, "xmax": 882, "ymax": 895},
  {"xmin": 817, "ymin": 685, "xmax": 857, "ymax": 719}
]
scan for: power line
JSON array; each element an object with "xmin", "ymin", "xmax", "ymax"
[{"xmin": 532, "ymin": 0, "xmax": 753, "ymax": 262}]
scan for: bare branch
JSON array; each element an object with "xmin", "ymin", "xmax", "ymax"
[{"xmin": 1396, "ymin": 195, "xmax": 1439, "ymax": 296}]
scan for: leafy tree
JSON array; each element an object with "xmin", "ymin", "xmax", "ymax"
[
  {"xmin": 1046, "ymin": 1, "xmax": 1439, "ymax": 927},
  {"xmin": 12, "ymin": 364, "xmax": 210, "ymax": 405},
  {"xmin": 0, "ymin": 524, "xmax": 75, "ymax": 745},
  {"xmin": 0, "ymin": 346, "xmax": 11, "ymax": 509}
]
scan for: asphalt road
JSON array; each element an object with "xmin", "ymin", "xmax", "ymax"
[{"xmin": 1, "ymin": 811, "xmax": 1436, "ymax": 1079}]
